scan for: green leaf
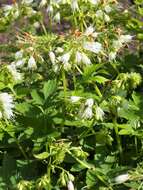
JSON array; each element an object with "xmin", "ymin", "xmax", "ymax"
[
  {"xmin": 42, "ymin": 80, "xmax": 57, "ymax": 100},
  {"xmin": 71, "ymin": 163, "xmax": 87, "ymax": 172},
  {"xmin": 119, "ymin": 129, "xmax": 134, "ymax": 135},
  {"xmin": 16, "ymin": 102, "xmax": 40, "ymax": 117},
  {"xmin": 91, "ymin": 76, "xmax": 108, "ymax": 84},
  {"xmin": 34, "ymin": 152, "xmax": 49, "ymax": 160},
  {"xmin": 31, "ymin": 89, "xmax": 44, "ymax": 105}
]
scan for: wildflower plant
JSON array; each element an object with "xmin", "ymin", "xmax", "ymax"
[{"xmin": 0, "ymin": 0, "xmax": 143, "ymax": 189}]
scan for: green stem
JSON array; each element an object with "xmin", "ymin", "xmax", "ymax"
[
  {"xmin": 40, "ymin": 21, "xmax": 48, "ymax": 35},
  {"xmin": 135, "ymin": 136, "xmax": 138, "ymax": 155},
  {"xmin": 113, "ymin": 118, "xmax": 123, "ymax": 163},
  {"xmin": 95, "ymin": 84, "xmax": 102, "ymax": 98},
  {"xmin": 46, "ymin": 144, "xmax": 51, "ymax": 190},
  {"xmin": 67, "ymin": 150, "xmax": 91, "ymax": 169},
  {"xmin": 75, "ymin": 65, "xmax": 83, "ymax": 74},
  {"xmin": 16, "ymin": 140, "xmax": 29, "ymax": 161},
  {"xmin": 73, "ymin": 73, "xmax": 76, "ymax": 90},
  {"xmin": 1, "ymin": 121, "xmax": 29, "ymax": 161},
  {"xmin": 96, "ymin": 174, "xmax": 113, "ymax": 190},
  {"xmin": 73, "ymin": 13, "xmax": 78, "ymax": 27},
  {"xmin": 62, "ymin": 69, "xmax": 67, "ymax": 102},
  {"xmin": 54, "ymin": 165, "xmax": 69, "ymax": 175},
  {"xmin": 9, "ymin": 85, "xmax": 17, "ymax": 97}
]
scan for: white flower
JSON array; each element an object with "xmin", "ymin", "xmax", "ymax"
[
  {"xmin": 31, "ymin": 10, "xmax": 37, "ymax": 15},
  {"xmin": 85, "ymin": 98, "xmax": 94, "ymax": 107},
  {"xmin": 75, "ymin": 51, "xmax": 82, "ymax": 63},
  {"xmin": 109, "ymin": 51, "xmax": 116, "ymax": 61},
  {"xmin": 83, "ymin": 42, "xmax": 102, "ymax": 54},
  {"xmin": 0, "ymin": 111, "xmax": 2, "ymax": 119},
  {"xmin": 63, "ymin": 62, "xmax": 71, "ymax": 71},
  {"xmin": 96, "ymin": 106, "xmax": 104, "ymax": 121},
  {"xmin": 104, "ymin": 14, "xmax": 110, "ymax": 22},
  {"xmin": 34, "ymin": 22, "xmax": 40, "ymax": 29},
  {"xmin": 49, "ymin": 51, "xmax": 56, "ymax": 64},
  {"xmin": 46, "ymin": 5, "xmax": 53, "ymax": 14},
  {"xmin": 67, "ymin": 181, "xmax": 74, "ymax": 190},
  {"xmin": 104, "ymin": 5, "xmax": 112, "ymax": 13},
  {"xmin": 89, "ymin": 0, "xmax": 100, "ymax": 5},
  {"xmin": 71, "ymin": 0, "xmax": 79, "ymax": 11},
  {"xmin": 39, "ymin": 0, "xmax": 47, "ymax": 7},
  {"xmin": 96, "ymin": 10, "xmax": 104, "ymax": 18},
  {"xmin": 81, "ymin": 53, "xmax": 91, "ymax": 65},
  {"xmin": 53, "ymin": 12, "xmax": 60, "ymax": 23},
  {"xmin": 70, "ymin": 96, "xmax": 81, "ymax": 103},
  {"xmin": 84, "ymin": 26, "xmax": 98, "ymax": 38},
  {"xmin": 15, "ymin": 59, "xmax": 26, "ymax": 67},
  {"xmin": 56, "ymin": 47, "xmax": 64, "ymax": 53},
  {"xmin": 82, "ymin": 107, "xmax": 93, "ymax": 119},
  {"xmin": 7, "ymin": 64, "xmax": 22, "ymax": 82},
  {"xmin": 22, "ymin": 0, "xmax": 33, "ymax": 4},
  {"xmin": 3, "ymin": 5, "xmax": 13, "ymax": 12},
  {"xmin": 0, "ymin": 93, "xmax": 14, "ymax": 119},
  {"xmin": 52, "ymin": 0, "xmax": 62, "ymax": 3},
  {"xmin": 15, "ymin": 50, "xmax": 23, "ymax": 59},
  {"xmin": 3, "ymin": 5, "xmax": 13, "ymax": 16},
  {"xmin": 85, "ymin": 26, "xmax": 94, "ymax": 36},
  {"xmin": 28, "ymin": 56, "xmax": 37, "ymax": 69},
  {"xmin": 112, "ymin": 40, "xmax": 122, "ymax": 50},
  {"xmin": 60, "ymin": 52, "xmax": 71, "ymax": 64},
  {"xmin": 115, "ymin": 174, "xmax": 129, "ymax": 184},
  {"xmin": 119, "ymin": 35, "xmax": 133, "ymax": 43},
  {"xmin": 53, "ymin": 64, "xmax": 59, "ymax": 73}
]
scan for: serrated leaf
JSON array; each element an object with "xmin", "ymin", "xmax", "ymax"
[
  {"xmin": 42, "ymin": 80, "xmax": 57, "ymax": 100},
  {"xmin": 31, "ymin": 90, "xmax": 44, "ymax": 105}
]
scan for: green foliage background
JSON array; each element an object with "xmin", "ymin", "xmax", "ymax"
[{"xmin": 0, "ymin": 0, "xmax": 143, "ymax": 189}]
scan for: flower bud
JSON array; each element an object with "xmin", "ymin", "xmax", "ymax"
[
  {"xmin": 49, "ymin": 51, "xmax": 56, "ymax": 64},
  {"xmin": 28, "ymin": 56, "xmax": 37, "ymax": 70},
  {"xmin": 115, "ymin": 174, "xmax": 129, "ymax": 184},
  {"xmin": 53, "ymin": 12, "xmax": 60, "ymax": 23},
  {"xmin": 67, "ymin": 181, "xmax": 74, "ymax": 190}
]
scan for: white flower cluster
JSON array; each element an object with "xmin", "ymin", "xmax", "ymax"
[
  {"xmin": 108, "ymin": 34, "xmax": 133, "ymax": 61},
  {"xmin": 7, "ymin": 64, "xmax": 22, "ymax": 83},
  {"xmin": 83, "ymin": 42, "xmax": 102, "ymax": 54},
  {"xmin": 6, "ymin": 49, "xmax": 37, "ymax": 83},
  {"xmin": 0, "ymin": 93, "xmax": 14, "ymax": 120},
  {"xmin": 76, "ymin": 51, "xmax": 91, "ymax": 65},
  {"xmin": 70, "ymin": 96, "xmax": 105, "ymax": 121},
  {"xmin": 96, "ymin": 106, "xmax": 104, "ymax": 121},
  {"xmin": 71, "ymin": 0, "xmax": 79, "ymax": 12},
  {"xmin": 95, "ymin": 4, "xmax": 112, "ymax": 23},
  {"xmin": 113, "ymin": 35, "xmax": 133, "ymax": 51},
  {"xmin": 28, "ymin": 56, "xmax": 37, "ymax": 70},
  {"xmin": 3, "ymin": 4, "xmax": 19, "ymax": 19},
  {"xmin": 15, "ymin": 50, "xmax": 26, "ymax": 68},
  {"xmin": 84, "ymin": 26, "xmax": 99, "ymax": 38},
  {"xmin": 48, "ymin": 26, "xmax": 102, "ymax": 71},
  {"xmin": 49, "ymin": 47, "xmax": 66, "ymax": 72},
  {"xmin": 82, "ymin": 98, "xmax": 94, "ymax": 119},
  {"xmin": 13, "ymin": 50, "xmax": 37, "ymax": 70}
]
